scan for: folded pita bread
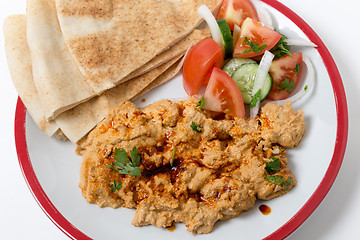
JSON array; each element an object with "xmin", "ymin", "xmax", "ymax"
[
  {"xmin": 26, "ymin": 0, "xmax": 96, "ymax": 120},
  {"xmin": 54, "ymin": 0, "xmax": 221, "ymax": 94},
  {"xmin": 121, "ymin": 29, "xmax": 210, "ymax": 82},
  {"xmin": 4, "ymin": 14, "xmax": 59, "ymax": 137},
  {"xmin": 132, "ymin": 58, "xmax": 186, "ymax": 101},
  {"xmin": 26, "ymin": 0, "xmax": 216, "ymax": 120},
  {"xmin": 6, "ymin": 1, "xmax": 214, "ymax": 142},
  {"xmin": 6, "ymin": 13, "xmax": 208, "ymax": 142}
]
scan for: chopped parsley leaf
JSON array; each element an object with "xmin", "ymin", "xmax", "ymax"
[
  {"xmin": 293, "ymin": 63, "xmax": 301, "ymax": 76},
  {"xmin": 250, "ymin": 89, "xmax": 262, "ymax": 108},
  {"xmin": 304, "ymin": 85, "xmax": 308, "ymax": 91},
  {"xmin": 196, "ymin": 96, "xmax": 205, "ymax": 112},
  {"xmin": 264, "ymin": 175, "xmax": 293, "ymax": 190},
  {"xmin": 234, "ymin": 37, "xmax": 267, "ymax": 55},
  {"xmin": 277, "ymin": 78, "xmax": 295, "ymax": 93},
  {"xmin": 265, "ymin": 157, "xmax": 281, "ymax": 174},
  {"xmin": 283, "ymin": 177, "xmax": 293, "ymax": 191},
  {"xmin": 106, "ymin": 147, "xmax": 141, "ymax": 177},
  {"xmin": 190, "ymin": 122, "xmax": 203, "ymax": 133},
  {"xmin": 265, "ymin": 175, "xmax": 285, "ymax": 186},
  {"xmin": 270, "ymin": 34, "xmax": 293, "ymax": 59},
  {"xmin": 110, "ymin": 180, "xmax": 122, "ymax": 192}
]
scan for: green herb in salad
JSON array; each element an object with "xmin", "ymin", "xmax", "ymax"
[
  {"xmin": 250, "ymin": 89, "xmax": 262, "ymax": 108},
  {"xmin": 110, "ymin": 180, "xmax": 122, "ymax": 192},
  {"xmin": 190, "ymin": 122, "xmax": 203, "ymax": 133},
  {"xmin": 235, "ymin": 37, "xmax": 267, "ymax": 55},
  {"xmin": 270, "ymin": 34, "xmax": 293, "ymax": 59},
  {"xmin": 106, "ymin": 147, "xmax": 141, "ymax": 177},
  {"xmin": 277, "ymin": 78, "xmax": 295, "ymax": 93},
  {"xmin": 265, "ymin": 157, "xmax": 281, "ymax": 174},
  {"xmin": 293, "ymin": 63, "xmax": 301, "ymax": 76}
]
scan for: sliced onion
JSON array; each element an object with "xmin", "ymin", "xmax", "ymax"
[
  {"xmin": 233, "ymin": 24, "xmax": 241, "ymax": 48},
  {"xmin": 284, "ymin": 39, "xmax": 317, "ymax": 47},
  {"xmin": 197, "ymin": 5, "xmax": 222, "ymax": 48},
  {"xmin": 270, "ymin": 56, "xmax": 315, "ymax": 106},
  {"xmin": 258, "ymin": 7, "xmax": 273, "ymax": 29},
  {"xmin": 250, "ymin": 50, "xmax": 274, "ymax": 118}
]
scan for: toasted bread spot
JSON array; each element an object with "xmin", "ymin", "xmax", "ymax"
[{"xmin": 57, "ymin": 0, "xmax": 114, "ymax": 19}]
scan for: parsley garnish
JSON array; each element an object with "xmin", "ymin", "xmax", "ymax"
[
  {"xmin": 106, "ymin": 147, "xmax": 141, "ymax": 177},
  {"xmin": 110, "ymin": 180, "xmax": 122, "ymax": 192},
  {"xmin": 250, "ymin": 89, "xmax": 262, "ymax": 108},
  {"xmin": 270, "ymin": 34, "xmax": 293, "ymax": 59},
  {"xmin": 234, "ymin": 37, "xmax": 267, "ymax": 55},
  {"xmin": 293, "ymin": 63, "xmax": 301, "ymax": 76},
  {"xmin": 196, "ymin": 96, "xmax": 205, "ymax": 112},
  {"xmin": 264, "ymin": 175, "xmax": 293, "ymax": 191},
  {"xmin": 265, "ymin": 157, "xmax": 281, "ymax": 174},
  {"xmin": 190, "ymin": 122, "xmax": 203, "ymax": 133},
  {"xmin": 277, "ymin": 78, "xmax": 295, "ymax": 93},
  {"xmin": 304, "ymin": 85, "xmax": 308, "ymax": 91},
  {"xmin": 283, "ymin": 177, "xmax": 293, "ymax": 191},
  {"xmin": 170, "ymin": 146, "xmax": 176, "ymax": 166},
  {"xmin": 265, "ymin": 175, "xmax": 285, "ymax": 185}
]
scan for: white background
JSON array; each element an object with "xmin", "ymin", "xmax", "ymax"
[{"xmin": 0, "ymin": 0, "xmax": 359, "ymax": 239}]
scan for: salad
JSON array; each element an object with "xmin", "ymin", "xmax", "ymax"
[{"xmin": 182, "ymin": 0, "xmax": 315, "ymax": 118}]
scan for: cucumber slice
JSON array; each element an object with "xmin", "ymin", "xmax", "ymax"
[
  {"xmin": 217, "ymin": 18, "xmax": 233, "ymax": 58},
  {"xmin": 231, "ymin": 63, "xmax": 273, "ymax": 104},
  {"xmin": 222, "ymin": 57, "xmax": 256, "ymax": 76}
]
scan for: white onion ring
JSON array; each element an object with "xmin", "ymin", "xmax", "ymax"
[
  {"xmin": 270, "ymin": 56, "xmax": 315, "ymax": 106},
  {"xmin": 284, "ymin": 39, "xmax": 317, "ymax": 47},
  {"xmin": 233, "ymin": 24, "xmax": 241, "ymax": 48},
  {"xmin": 197, "ymin": 5, "xmax": 222, "ymax": 48},
  {"xmin": 258, "ymin": 7, "xmax": 273, "ymax": 29},
  {"xmin": 250, "ymin": 50, "xmax": 274, "ymax": 118}
]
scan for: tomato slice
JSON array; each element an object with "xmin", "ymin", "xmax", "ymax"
[
  {"xmin": 216, "ymin": 0, "xmax": 259, "ymax": 30},
  {"xmin": 203, "ymin": 67, "xmax": 245, "ymax": 118},
  {"xmin": 267, "ymin": 52, "xmax": 303, "ymax": 100},
  {"xmin": 183, "ymin": 38, "xmax": 224, "ymax": 96},
  {"xmin": 233, "ymin": 18, "xmax": 282, "ymax": 58}
]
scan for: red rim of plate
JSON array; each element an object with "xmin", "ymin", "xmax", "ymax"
[{"xmin": 14, "ymin": 1, "xmax": 348, "ymax": 239}]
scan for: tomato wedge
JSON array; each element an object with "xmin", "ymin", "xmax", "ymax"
[
  {"xmin": 267, "ymin": 52, "xmax": 303, "ymax": 100},
  {"xmin": 233, "ymin": 18, "xmax": 282, "ymax": 58},
  {"xmin": 216, "ymin": 0, "xmax": 259, "ymax": 30},
  {"xmin": 183, "ymin": 38, "xmax": 224, "ymax": 96},
  {"xmin": 203, "ymin": 67, "xmax": 245, "ymax": 118}
]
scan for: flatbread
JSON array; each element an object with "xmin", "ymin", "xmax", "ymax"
[
  {"xmin": 26, "ymin": 0, "xmax": 216, "ymax": 120},
  {"xmin": 6, "ymin": 1, "xmax": 214, "ymax": 141},
  {"xmin": 121, "ymin": 29, "xmax": 210, "ymax": 82},
  {"xmin": 54, "ymin": 0, "xmax": 221, "ymax": 92},
  {"xmin": 132, "ymin": 57, "xmax": 186, "ymax": 101},
  {"xmin": 26, "ymin": 0, "xmax": 95, "ymax": 120},
  {"xmin": 4, "ymin": 14, "xmax": 59, "ymax": 137},
  {"xmin": 55, "ymin": 55, "xmax": 183, "ymax": 143}
]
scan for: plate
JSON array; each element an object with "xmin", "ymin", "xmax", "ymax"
[{"xmin": 14, "ymin": 0, "xmax": 348, "ymax": 239}]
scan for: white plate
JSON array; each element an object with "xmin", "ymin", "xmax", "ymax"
[{"xmin": 15, "ymin": 0, "xmax": 348, "ymax": 239}]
